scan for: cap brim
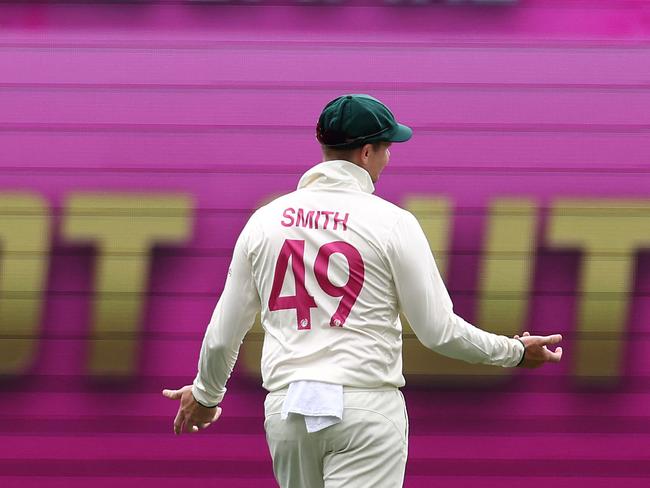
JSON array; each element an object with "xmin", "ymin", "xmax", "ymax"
[{"xmin": 386, "ymin": 123, "xmax": 412, "ymax": 143}]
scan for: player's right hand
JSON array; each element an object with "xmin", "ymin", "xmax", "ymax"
[
  {"xmin": 513, "ymin": 331, "xmax": 563, "ymax": 368},
  {"xmin": 162, "ymin": 384, "xmax": 222, "ymax": 435}
]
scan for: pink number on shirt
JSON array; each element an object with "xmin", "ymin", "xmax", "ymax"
[
  {"xmin": 314, "ymin": 241, "xmax": 365, "ymax": 327},
  {"xmin": 268, "ymin": 239, "xmax": 365, "ymax": 330},
  {"xmin": 268, "ymin": 239, "xmax": 317, "ymax": 330}
]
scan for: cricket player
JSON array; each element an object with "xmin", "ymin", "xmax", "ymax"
[{"xmin": 163, "ymin": 94, "xmax": 563, "ymax": 487}]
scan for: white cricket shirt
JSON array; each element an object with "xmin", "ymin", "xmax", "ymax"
[{"xmin": 192, "ymin": 159, "xmax": 524, "ymax": 407}]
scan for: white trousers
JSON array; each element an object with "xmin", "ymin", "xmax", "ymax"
[{"xmin": 264, "ymin": 387, "xmax": 409, "ymax": 488}]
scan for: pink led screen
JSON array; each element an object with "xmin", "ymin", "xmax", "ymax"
[{"xmin": 1, "ymin": 1, "xmax": 650, "ymax": 487}]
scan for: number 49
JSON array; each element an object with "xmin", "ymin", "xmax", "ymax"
[{"xmin": 268, "ymin": 239, "xmax": 365, "ymax": 330}]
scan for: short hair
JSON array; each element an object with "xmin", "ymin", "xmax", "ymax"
[{"xmin": 321, "ymin": 141, "xmax": 385, "ymax": 162}]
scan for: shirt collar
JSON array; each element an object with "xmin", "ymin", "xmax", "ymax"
[{"xmin": 296, "ymin": 160, "xmax": 375, "ymax": 194}]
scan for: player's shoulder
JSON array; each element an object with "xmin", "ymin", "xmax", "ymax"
[
  {"xmin": 243, "ymin": 191, "xmax": 298, "ymax": 232},
  {"xmin": 366, "ymin": 192, "xmax": 408, "ymax": 214},
  {"xmin": 362, "ymin": 193, "xmax": 416, "ymax": 227},
  {"xmin": 251, "ymin": 191, "xmax": 298, "ymax": 218}
]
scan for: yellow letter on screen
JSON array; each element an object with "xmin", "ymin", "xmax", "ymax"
[
  {"xmin": 403, "ymin": 197, "xmax": 450, "ymax": 277},
  {"xmin": 477, "ymin": 199, "xmax": 537, "ymax": 343},
  {"xmin": 0, "ymin": 193, "xmax": 49, "ymax": 373},
  {"xmin": 62, "ymin": 193, "xmax": 193, "ymax": 375},
  {"xmin": 400, "ymin": 196, "xmax": 468, "ymax": 381},
  {"xmin": 548, "ymin": 199, "xmax": 650, "ymax": 381},
  {"xmin": 402, "ymin": 198, "xmax": 537, "ymax": 382}
]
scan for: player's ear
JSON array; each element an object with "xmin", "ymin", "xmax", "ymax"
[{"xmin": 360, "ymin": 143, "xmax": 372, "ymax": 162}]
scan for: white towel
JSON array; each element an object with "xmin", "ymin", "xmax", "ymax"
[{"xmin": 281, "ymin": 380, "xmax": 344, "ymax": 433}]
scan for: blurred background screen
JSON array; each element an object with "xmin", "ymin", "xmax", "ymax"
[{"xmin": 0, "ymin": 0, "xmax": 649, "ymax": 487}]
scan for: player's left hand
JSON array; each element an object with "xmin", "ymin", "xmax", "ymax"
[
  {"xmin": 513, "ymin": 331, "xmax": 563, "ymax": 368},
  {"xmin": 162, "ymin": 385, "xmax": 222, "ymax": 435}
]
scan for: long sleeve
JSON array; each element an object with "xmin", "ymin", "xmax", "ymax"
[
  {"xmin": 191, "ymin": 219, "xmax": 261, "ymax": 406},
  {"xmin": 386, "ymin": 211, "xmax": 524, "ymax": 368}
]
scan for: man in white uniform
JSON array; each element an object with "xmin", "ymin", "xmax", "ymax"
[{"xmin": 163, "ymin": 94, "xmax": 563, "ymax": 487}]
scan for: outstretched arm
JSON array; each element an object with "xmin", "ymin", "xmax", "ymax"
[{"xmin": 387, "ymin": 211, "xmax": 561, "ymax": 368}]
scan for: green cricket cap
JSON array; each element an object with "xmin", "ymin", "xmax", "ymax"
[{"xmin": 316, "ymin": 94, "xmax": 413, "ymax": 148}]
